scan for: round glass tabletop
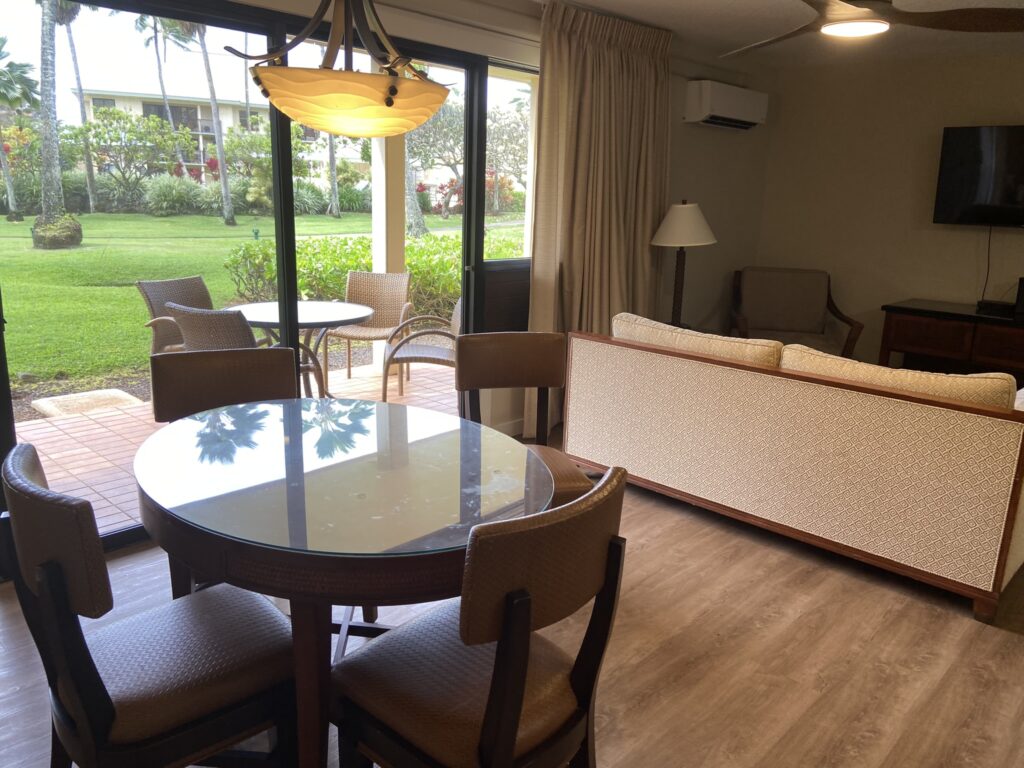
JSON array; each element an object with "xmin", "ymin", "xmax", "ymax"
[
  {"xmin": 135, "ymin": 399, "xmax": 554, "ymax": 557},
  {"xmin": 235, "ymin": 301, "xmax": 373, "ymax": 329}
]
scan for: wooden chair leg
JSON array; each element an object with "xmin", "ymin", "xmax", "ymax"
[
  {"xmin": 398, "ymin": 363, "xmax": 405, "ymax": 397},
  {"xmin": 406, "ymin": 362, "xmax": 411, "ymax": 381},
  {"xmin": 50, "ymin": 724, "xmax": 71, "ymax": 768},
  {"xmin": 337, "ymin": 703, "xmax": 372, "ymax": 768},
  {"xmin": 346, "ymin": 339, "xmax": 352, "ymax": 379},
  {"xmin": 362, "ymin": 605, "xmax": 378, "ymax": 623},
  {"xmin": 569, "ymin": 710, "xmax": 597, "ymax": 768},
  {"xmin": 321, "ymin": 336, "xmax": 330, "ymax": 395},
  {"xmin": 382, "ymin": 363, "xmax": 390, "ymax": 402}
]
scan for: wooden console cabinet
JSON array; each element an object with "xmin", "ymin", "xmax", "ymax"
[{"xmin": 879, "ymin": 299, "xmax": 1024, "ymax": 383}]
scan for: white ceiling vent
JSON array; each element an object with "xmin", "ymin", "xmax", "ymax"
[{"xmin": 683, "ymin": 80, "xmax": 769, "ymax": 130}]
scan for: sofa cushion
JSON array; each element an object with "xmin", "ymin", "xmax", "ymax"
[
  {"xmin": 747, "ymin": 328, "xmax": 844, "ymax": 357},
  {"xmin": 781, "ymin": 344, "xmax": 1016, "ymax": 409},
  {"xmin": 612, "ymin": 313, "xmax": 782, "ymax": 367},
  {"xmin": 740, "ymin": 267, "xmax": 829, "ymax": 333}
]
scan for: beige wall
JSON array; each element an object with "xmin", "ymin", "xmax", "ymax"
[
  {"xmin": 659, "ymin": 68, "xmax": 773, "ymax": 331},
  {"xmin": 754, "ymin": 54, "xmax": 1024, "ymax": 361}
]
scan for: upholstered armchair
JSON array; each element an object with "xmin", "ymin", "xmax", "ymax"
[{"xmin": 731, "ymin": 266, "xmax": 863, "ymax": 358}]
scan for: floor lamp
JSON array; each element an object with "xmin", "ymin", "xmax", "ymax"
[{"xmin": 652, "ymin": 201, "xmax": 717, "ymax": 328}]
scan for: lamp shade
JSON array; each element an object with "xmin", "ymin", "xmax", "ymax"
[
  {"xmin": 651, "ymin": 203, "xmax": 717, "ymax": 247},
  {"xmin": 252, "ymin": 67, "xmax": 450, "ymax": 139}
]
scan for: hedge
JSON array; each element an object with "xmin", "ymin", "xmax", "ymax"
[{"xmin": 225, "ymin": 232, "xmax": 522, "ymax": 319}]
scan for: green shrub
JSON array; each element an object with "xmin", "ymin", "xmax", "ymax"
[
  {"xmin": 509, "ymin": 190, "xmax": 527, "ymax": 213},
  {"xmin": 416, "ymin": 190, "xmax": 431, "ymax": 213},
  {"xmin": 145, "ymin": 175, "xmax": 204, "ymax": 216},
  {"xmin": 224, "ymin": 232, "xmax": 469, "ymax": 318},
  {"xmin": 337, "ymin": 184, "xmax": 371, "ymax": 213},
  {"xmin": 483, "ymin": 235, "xmax": 525, "ymax": 261},
  {"xmin": 61, "ymin": 171, "xmax": 90, "ymax": 214},
  {"xmin": 294, "ymin": 179, "xmax": 327, "ymax": 216},
  {"xmin": 96, "ymin": 173, "xmax": 145, "ymax": 213},
  {"xmin": 32, "ymin": 214, "xmax": 83, "ymax": 249},
  {"xmin": 0, "ymin": 172, "xmax": 42, "ymax": 215}
]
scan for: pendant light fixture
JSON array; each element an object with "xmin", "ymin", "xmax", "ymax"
[{"xmin": 227, "ymin": 0, "xmax": 449, "ymax": 138}]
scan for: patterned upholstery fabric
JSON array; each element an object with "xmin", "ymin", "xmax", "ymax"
[
  {"xmin": 739, "ymin": 267, "xmax": 829, "ymax": 333},
  {"xmin": 1, "ymin": 445, "xmax": 113, "ymax": 619},
  {"xmin": 89, "ymin": 584, "xmax": 293, "ymax": 744},
  {"xmin": 564, "ymin": 337, "xmax": 1024, "ymax": 591},
  {"xmin": 612, "ymin": 313, "xmax": 782, "ymax": 367},
  {"xmin": 527, "ymin": 445, "xmax": 594, "ymax": 508},
  {"xmin": 460, "ymin": 468, "xmax": 626, "ymax": 645},
  {"xmin": 332, "ymin": 599, "xmax": 577, "ymax": 768},
  {"xmin": 781, "ymin": 344, "xmax": 1017, "ymax": 409}
]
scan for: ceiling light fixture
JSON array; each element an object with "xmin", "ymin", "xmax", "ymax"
[
  {"xmin": 820, "ymin": 20, "xmax": 891, "ymax": 38},
  {"xmin": 227, "ymin": 0, "xmax": 449, "ymax": 138}
]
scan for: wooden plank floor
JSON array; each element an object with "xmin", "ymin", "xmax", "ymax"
[{"xmin": 4, "ymin": 487, "xmax": 1024, "ymax": 767}]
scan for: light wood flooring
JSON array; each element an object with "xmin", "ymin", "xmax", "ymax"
[{"xmin": 4, "ymin": 487, "xmax": 1024, "ymax": 767}]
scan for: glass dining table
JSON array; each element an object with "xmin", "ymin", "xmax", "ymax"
[{"xmin": 134, "ymin": 398, "xmax": 554, "ymax": 768}]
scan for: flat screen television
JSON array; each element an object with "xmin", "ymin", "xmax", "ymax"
[{"xmin": 933, "ymin": 125, "xmax": 1024, "ymax": 228}]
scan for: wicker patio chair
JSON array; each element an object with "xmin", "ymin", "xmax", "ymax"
[
  {"xmin": 321, "ymin": 271, "xmax": 412, "ymax": 389},
  {"xmin": 136, "ymin": 276, "xmax": 213, "ymax": 354},
  {"xmin": 456, "ymin": 332, "xmax": 594, "ymax": 508},
  {"xmin": 0, "ymin": 443, "xmax": 298, "ymax": 768},
  {"xmin": 163, "ymin": 302, "xmax": 260, "ymax": 351},
  {"xmin": 381, "ymin": 298, "xmax": 462, "ymax": 401},
  {"xmin": 331, "ymin": 467, "xmax": 627, "ymax": 768}
]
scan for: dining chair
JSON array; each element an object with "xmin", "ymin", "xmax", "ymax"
[
  {"xmin": 0, "ymin": 443, "xmax": 297, "ymax": 768},
  {"xmin": 382, "ymin": 297, "xmax": 462, "ymax": 401},
  {"xmin": 162, "ymin": 302, "xmax": 261, "ymax": 351},
  {"xmin": 331, "ymin": 466, "xmax": 628, "ymax": 768},
  {"xmin": 321, "ymin": 271, "xmax": 412, "ymax": 389},
  {"xmin": 136, "ymin": 276, "xmax": 213, "ymax": 354},
  {"xmin": 150, "ymin": 348, "xmax": 299, "ymax": 423},
  {"xmin": 456, "ymin": 331, "xmax": 594, "ymax": 508}
]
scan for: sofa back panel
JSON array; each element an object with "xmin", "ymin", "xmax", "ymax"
[
  {"xmin": 612, "ymin": 312, "xmax": 783, "ymax": 367},
  {"xmin": 564, "ymin": 335, "xmax": 1024, "ymax": 591},
  {"xmin": 782, "ymin": 344, "xmax": 1016, "ymax": 410},
  {"xmin": 740, "ymin": 267, "xmax": 828, "ymax": 333}
]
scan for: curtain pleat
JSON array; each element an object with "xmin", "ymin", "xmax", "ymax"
[{"xmin": 526, "ymin": 2, "xmax": 671, "ymax": 437}]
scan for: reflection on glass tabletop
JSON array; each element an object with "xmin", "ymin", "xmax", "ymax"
[{"xmin": 134, "ymin": 399, "xmax": 554, "ymax": 557}]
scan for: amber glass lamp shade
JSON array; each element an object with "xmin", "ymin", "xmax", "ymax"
[{"xmin": 252, "ymin": 67, "xmax": 449, "ymax": 138}]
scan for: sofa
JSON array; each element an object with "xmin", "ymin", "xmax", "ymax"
[{"xmin": 562, "ymin": 313, "xmax": 1024, "ymax": 621}]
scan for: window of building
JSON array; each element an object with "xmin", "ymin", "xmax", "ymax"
[
  {"xmin": 142, "ymin": 102, "xmax": 199, "ymax": 132},
  {"xmin": 92, "ymin": 96, "xmax": 115, "ymax": 109}
]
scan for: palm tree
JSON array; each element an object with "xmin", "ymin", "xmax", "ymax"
[
  {"xmin": 171, "ymin": 20, "xmax": 235, "ymax": 225},
  {"xmin": 56, "ymin": 1, "xmax": 98, "ymax": 213},
  {"xmin": 0, "ymin": 37, "xmax": 39, "ymax": 221},
  {"xmin": 37, "ymin": 0, "xmax": 65, "ymax": 227},
  {"xmin": 135, "ymin": 15, "xmax": 188, "ymax": 165}
]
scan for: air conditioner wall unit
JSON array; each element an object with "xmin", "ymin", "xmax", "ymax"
[{"xmin": 683, "ymin": 80, "xmax": 769, "ymax": 130}]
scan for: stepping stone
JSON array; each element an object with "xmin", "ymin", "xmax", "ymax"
[{"xmin": 31, "ymin": 389, "xmax": 144, "ymax": 418}]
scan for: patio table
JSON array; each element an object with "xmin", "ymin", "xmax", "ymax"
[
  {"xmin": 234, "ymin": 301, "xmax": 373, "ymax": 398},
  {"xmin": 134, "ymin": 397, "xmax": 554, "ymax": 768}
]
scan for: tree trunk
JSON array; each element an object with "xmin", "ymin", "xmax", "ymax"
[
  {"xmin": 405, "ymin": 161, "xmax": 428, "ymax": 237},
  {"xmin": 65, "ymin": 24, "xmax": 96, "ymax": 214},
  {"xmin": 38, "ymin": 0, "xmax": 66, "ymax": 227},
  {"xmin": 153, "ymin": 20, "xmax": 185, "ymax": 166},
  {"xmin": 243, "ymin": 33, "xmax": 251, "ymax": 130},
  {"xmin": 327, "ymin": 135, "xmax": 341, "ymax": 218},
  {"xmin": 198, "ymin": 29, "xmax": 235, "ymax": 225},
  {"xmin": 0, "ymin": 143, "xmax": 19, "ymax": 218}
]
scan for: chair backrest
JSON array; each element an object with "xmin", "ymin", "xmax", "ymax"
[
  {"xmin": 459, "ymin": 466, "xmax": 626, "ymax": 646},
  {"xmin": 450, "ymin": 297, "xmax": 463, "ymax": 336},
  {"xmin": 738, "ymin": 266, "xmax": 830, "ymax": 333},
  {"xmin": 164, "ymin": 302, "xmax": 257, "ymax": 351},
  {"xmin": 1, "ymin": 444, "xmax": 116, "ymax": 750},
  {"xmin": 137, "ymin": 276, "xmax": 213, "ymax": 351},
  {"xmin": 455, "ymin": 331, "xmax": 566, "ymax": 443},
  {"xmin": 150, "ymin": 348, "xmax": 299, "ymax": 423},
  {"xmin": 346, "ymin": 271, "xmax": 410, "ymax": 328}
]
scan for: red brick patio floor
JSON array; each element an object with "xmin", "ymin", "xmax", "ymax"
[{"xmin": 14, "ymin": 363, "xmax": 458, "ymax": 536}]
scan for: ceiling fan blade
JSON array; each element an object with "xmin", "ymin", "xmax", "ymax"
[
  {"xmin": 720, "ymin": 20, "xmax": 818, "ymax": 57},
  {"xmin": 847, "ymin": 1, "xmax": 1024, "ymax": 32}
]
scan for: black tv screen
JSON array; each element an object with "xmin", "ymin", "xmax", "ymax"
[{"xmin": 933, "ymin": 125, "xmax": 1024, "ymax": 228}]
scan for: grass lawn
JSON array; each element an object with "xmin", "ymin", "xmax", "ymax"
[{"xmin": 1, "ymin": 212, "xmax": 524, "ymax": 387}]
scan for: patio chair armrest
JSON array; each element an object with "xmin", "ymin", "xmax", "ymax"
[
  {"xmin": 145, "ymin": 316, "xmax": 179, "ymax": 333},
  {"xmin": 399, "ymin": 302, "xmax": 414, "ymax": 325},
  {"xmin": 386, "ymin": 315, "xmax": 451, "ymax": 344},
  {"xmin": 386, "ymin": 329, "xmax": 458, "ymax": 358}
]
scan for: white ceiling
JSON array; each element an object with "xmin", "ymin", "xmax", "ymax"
[{"xmin": 562, "ymin": 0, "xmax": 1024, "ymax": 65}]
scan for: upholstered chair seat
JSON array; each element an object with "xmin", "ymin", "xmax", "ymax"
[
  {"xmin": 332, "ymin": 599, "xmax": 578, "ymax": 768},
  {"xmin": 89, "ymin": 584, "xmax": 293, "ymax": 744}
]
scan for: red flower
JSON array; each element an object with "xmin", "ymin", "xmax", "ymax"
[
  {"xmin": 206, "ymin": 156, "xmax": 219, "ymax": 171},
  {"xmin": 416, "ymin": 182, "xmax": 427, "ymax": 193},
  {"xmin": 1, "ymin": 143, "xmax": 9, "ymax": 154}
]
